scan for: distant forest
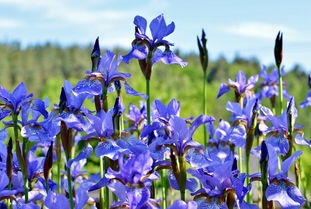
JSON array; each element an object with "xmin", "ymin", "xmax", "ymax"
[{"xmin": 0, "ymin": 41, "xmax": 310, "ymax": 136}]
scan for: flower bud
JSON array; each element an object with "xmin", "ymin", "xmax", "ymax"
[
  {"xmin": 44, "ymin": 142, "xmax": 54, "ymax": 180},
  {"xmin": 308, "ymin": 74, "xmax": 311, "ymax": 88},
  {"xmin": 197, "ymin": 29, "xmax": 208, "ymax": 72},
  {"xmin": 58, "ymin": 87, "xmax": 67, "ymax": 113},
  {"xmin": 91, "ymin": 37, "xmax": 101, "ymax": 71},
  {"xmin": 6, "ymin": 137, "xmax": 13, "ymax": 182},
  {"xmin": 274, "ymin": 31, "xmax": 283, "ymax": 69}
]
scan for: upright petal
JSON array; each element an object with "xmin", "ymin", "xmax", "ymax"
[{"xmin": 134, "ymin": 15, "xmax": 147, "ymax": 34}]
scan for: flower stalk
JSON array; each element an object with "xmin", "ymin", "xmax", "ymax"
[
  {"xmin": 274, "ymin": 31, "xmax": 283, "ymax": 115},
  {"xmin": 197, "ymin": 29, "xmax": 209, "ymax": 147},
  {"xmin": 12, "ymin": 114, "xmax": 29, "ymax": 203}
]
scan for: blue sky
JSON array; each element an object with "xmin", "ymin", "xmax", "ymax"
[{"xmin": 0, "ymin": 0, "xmax": 310, "ymax": 71}]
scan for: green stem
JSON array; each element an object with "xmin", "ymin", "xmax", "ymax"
[
  {"xmin": 146, "ymin": 79, "xmax": 151, "ymax": 125},
  {"xmin": 238, "ymin": 96, "xmax": 244, "ymax": 173},
  {"xmin": 66, "ymin": 165, "xmax": 74, "ymax": 209},
  {"xmin": 56, "ymin": 134, "xmax": 62, "ymax": 193},
  {"xmin": 160, "ymin": 170, "xmax": 167, "ymax": 208},
  {"xmin": 12, "ymin": 114, "xmax": 29, "ymax": 203},
  {"xmin": 45, "ymin": 178, "xmax": 49, "ymax": 193},
  {"xmin": 99, "ymin": 157, "xmax": 105, "ymax": 209},
  {"xmin": 277, "ymin": 66, "xmax": 283, "ymax": 115},
  {"xmin": 203, "ymin": 71, "xmax": 207, "ymax": 147},
  {"xmin": 178, "ymin": 155, "xmax": 186, "ymax": 201},
  {"xmin": 238, "ymin": 148, "xmax": 243, "ymax": 173},
  {"xmin": 104, "ymin": 157, "xmax": 110, "ymax": 209}
]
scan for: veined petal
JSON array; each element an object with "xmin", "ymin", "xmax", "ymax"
[
  {"xmin": 266, "ymin": 181, "xmax": 305, "ymax": 209},
  {"xmin": 73, "ymin": 79, "xmax": 102, "ymax": 96},
  {"xmin": 152, "ymin": 49, "xmax": 187, "ymax": 67},
  {"xmin": 44, "ymin": 191, "xmax": 70, "ymax": 209},
  {"xmin": 150, "ymin": 14, "xmax": 167, "ymax": 40}
]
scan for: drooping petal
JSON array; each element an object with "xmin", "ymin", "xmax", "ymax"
[
  {"xmin": 266, "ymin": 181, "xmax": 305, "ymax": 209},
  {"xmin": 167, "ymin": 200, "xmax": 197, "ymax": 209},
  {"xmin": 123, "ymin": 43, "xmax": 148, "ymax": 64},
  {"xmin": 124, "ymin": 82, "xmax": 148, "ymax": 100},
  {"xmin": 152, "ymin": 49, "xmax": 187, "ymax": 67},
  {"xmin": 67, "ymin": 143, "xmax": 93, "ymax": 168},
  {"xmin": 44, "ymin": 191, "xmax": 70, "ymax": 209},
  {"xmin": 73, "ymin": 78, "xmax": 102, "ymax": 96},
  {"xmin": 95, "ymin": 140, "xmax": 129, "ymax": 160}
]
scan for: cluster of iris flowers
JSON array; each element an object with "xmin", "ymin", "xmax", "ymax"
[{"xmin": 0, "ymin": 14, "xmax": 310, "ymax": 209}]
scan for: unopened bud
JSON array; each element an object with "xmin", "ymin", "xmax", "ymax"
[
  {"xmin": 6, "ymin": 137, "xmax": 13, "ymax": 181},
  {"xmin": 44, "ymin": 142, "xmax": 54, "ymax": 180},
  {"xmin": 274, "ymin": 31, "xmax": 283, "ymax": 69},
  {"xmin": 308, "ymin": 74, "xmax": 311, "ymax": 88},
  {"xmin": 58, "ymin": 87, "xmax": 67, "ymax": 113},
  {"xmin": 91, "ymin": 37, "xmax": 101, "ymax": 71},
  {"xmin": 197, "ymin": 29, "xmax": 208, "ymax": 72}
]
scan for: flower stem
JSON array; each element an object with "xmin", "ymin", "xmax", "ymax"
[
  {"xmin": 104, "ymin": 157, "xmax": 110, "ymax": 209},
  {"xmin": 277, "ymin": 66, "xmax": 283, "ymax": 115},
  {"xmin": 56, "ymin": 134, "xmax": 62, "ymax": 193},
  {"xmin": 146, "ymin": 79, "xmax": 151, "ymax": 125},
  {"xmin": 237, "ymin": 96, "xmax": 244, "ymax": 173},
  {"xmin": 160, "ymin": 169, "xmax": 167, "ymax": 208},
  {"xmin": 203, "ymin": 71, "xmax": 207, "ymax": 147},
  {"xmin": 12, "ymin": 114, "xmax": 29, "ymax": 203},
  {"xmin": 99, "ymin": 156, "xmax": 105, "ymax": 209},
  {"xmin": 178, "ymin": 155, "xmax": 186, "ymax": 201},
  {"xmin": 66, "ymin": 165, "xmax": 74, "ymax": 209}
]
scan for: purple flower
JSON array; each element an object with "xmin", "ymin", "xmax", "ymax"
[
  {"xmin": 89, "ymin": 151, "xmax": 159, "ymax": 208},
  {"xmin": 0, "ymin": 82, "xmax": 33, "ymax": 118},
  {"xmin": 259, "ymin": 66, "xmax": 290, "ymax": 99},
  {"xmin": 125, "ymin": 102, "xmax": 146, "ymax": 131},
  {"xmin": 217, "ymin": 70, "xmax": 258, "ymax": 99},
  {"xmin": 124, "ymin": 15, "xmax": 187, "ymax": 79},
  {"xmin": 261, "ymin": 99, "xmax": 311, "ymax": 155},
  {"xmin": 265, "ymin": 143, "xmax": 305, "ymax": 208},
  {"xmin": 206, "ymin": 119, "xmax": 246, "ymax": 159},
  {"xmin": 73, "ymin": 50, "xmax": 146, "ymax": 99}
]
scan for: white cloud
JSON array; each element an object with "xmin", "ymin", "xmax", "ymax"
[
  {"xmin": 223, "ymin": 22, "xmax": 311, "ymax": 43},
  {"xmin": 0, "ymin": 18, "xmax": 22, "ymax": 28}
]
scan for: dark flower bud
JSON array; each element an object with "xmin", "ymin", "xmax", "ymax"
[
  {"xmin": 308, "ymin": 74, "xmax": 311, "ymax": 88},
  {"xmin": 260, "ymin": 141, "xmax": 268, "ymax": 165},
  {"xmin": 58, "ymin": 87, "xmax": 67, "ymax": 113},
  {"xmin": 44, "ymin": 142, "xmax": 54, "ymax": 180},
  {"xmin": 252, "ymin": 99, "xmax": 260, "ymax": 115},
  {"xmin": 112, "ymin": 97, "xmax": 124, "ymax": 118},
  {"xmin": 60, "ymin": 121, "xmax": 74, "ymax": 159},
  {"xmin": 91, "ymin": 37, "xmax": 100, "ymax": 58},
  {"xmin": 274, "ymin": 31, "xmax": 283, "ymax": 69},
  {"xmin": 6, "ymin": 137, "xmax": 13, "ymax": 182},
  {"xmin": 197, "ymin": 29, "xmax": 209, "ymax": 72},
  {"xmin": 91, "ymin": 37, "xmax": 101, "ymax": 71}
]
